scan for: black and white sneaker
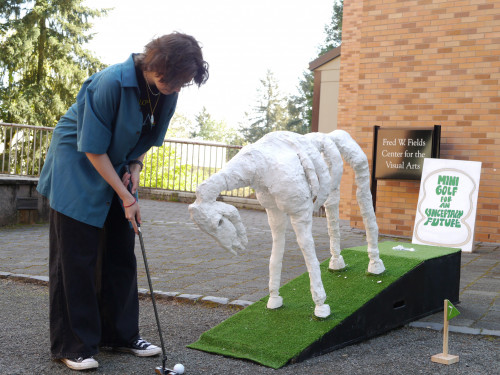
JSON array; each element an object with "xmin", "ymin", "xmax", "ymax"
[
  {"xmin": 60, "ymin": 357, "xmax": 98, "ymax": 370},
  {"xmin": 116, "ymin": 338, "xmax": 161, "ymax": 357}
]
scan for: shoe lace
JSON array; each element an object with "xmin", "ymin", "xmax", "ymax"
[
  {"xmin": 133, "ymin": 338, "xmax": 151, "ymax": 349},
  {"xmin": 73, "ymin": 356, "xmax": 93, "ymax": 363}
]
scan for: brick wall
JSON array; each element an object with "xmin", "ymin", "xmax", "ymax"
[{"xmin": 338, "ymin": 0, "xmax": 500, "ymax": 243}]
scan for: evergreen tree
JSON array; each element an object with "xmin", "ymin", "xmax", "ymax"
[
  {"xmin": 286, "ymin": 70, "xmax": 314, "ymax": 135},
  {"xmin": 288, "ymin": 0, "xmax": 344, "ymax": 133},
  {"xmin": 0, "ymin": 0, "xmax": 107, "ymax": 126},
  {"xmin": 319, "ymin": 0, "xmax": 343, "ymax": 54},
  {"xmin": 167, "ymin": 112, "xmax": 196, "ymax": 139},
  {"xmin": 191, "ymin": 106, "xmax": 238, "ymax": 144},
  {"xmin": 241, "ymin": 70, "xmax": 289, "ymax": 144}
]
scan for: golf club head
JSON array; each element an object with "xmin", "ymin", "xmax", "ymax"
[{"xmin": 155, "ymin": 366, "xmax": 178, "ymax": 375}]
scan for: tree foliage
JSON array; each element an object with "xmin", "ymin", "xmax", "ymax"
[
  {"xmin": 0, "ymin": 0, "xmax": 108, "ymax": 126},
  {"xmin": 289, "ymin": 0, "xmax": 344, "ymax": 133},
  {"xmin": 141, "ymin": 144, "xmax": 193, "ymax": 191},
  {"xmin": 191, "ymin": 106, "xmax": 239, "ymax": 144},
  {"xmin": 166, "ymin": 112, "xmax": 196, "ymax": 139},
  {"xmin": 286, "ymin": 70, "xmax": 314, "ymax": 135},
  {"xmin": 241, "ymin": 70, "xmax": 290, "ymax": 144},
  {"xmin": 319, "ymin": 0, "xmax": 343, "ymax": 55}
]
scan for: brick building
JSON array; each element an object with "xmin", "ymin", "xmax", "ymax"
[{"xmin": 312, "ymin": 0, "xmax": 499, "ymax": 243}]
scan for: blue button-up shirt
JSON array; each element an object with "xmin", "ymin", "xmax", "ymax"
[{"xmin": 37, "ymin": 54, "xmax": 177, "ymax": 227}]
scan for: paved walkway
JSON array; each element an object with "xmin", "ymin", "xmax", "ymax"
[{"xmin": 1, "ymin": 199, "xmax": 498, "ymax": 336}]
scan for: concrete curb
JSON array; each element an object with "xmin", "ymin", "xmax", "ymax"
[
  {"xmin": 408, "ymin": 321, "xmax": 500, "ymax": 337},
  {"xmin": 1, "ymin": 272, "xmax": 252, "ymax": 311}
]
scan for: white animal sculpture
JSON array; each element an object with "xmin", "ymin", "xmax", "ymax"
[{"xmin": 189, "ymin": 130, "xmax": 385, "ymax": 318}]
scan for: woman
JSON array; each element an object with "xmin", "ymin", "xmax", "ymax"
[{"xmin": 37, "ymin": 32, "xmax": 209, "ymax": 371}]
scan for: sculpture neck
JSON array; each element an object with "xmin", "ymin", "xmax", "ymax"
[{"xmin": 195, "ymin": 151, "xmax": 256, "ymax": 204}]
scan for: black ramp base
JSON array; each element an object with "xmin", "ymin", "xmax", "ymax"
[{"xmin": 291, "ymin": 246, "xmax": 461, "ymax": 365}]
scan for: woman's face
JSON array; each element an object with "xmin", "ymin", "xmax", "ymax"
[{"xmin": 148, "ymin": 72, "xmax": 192, "ymax": 95}]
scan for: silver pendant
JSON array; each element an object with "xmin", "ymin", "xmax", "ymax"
[{"xmin": 151, "ymin": 114, "xmax": 155, "ymax": 125}]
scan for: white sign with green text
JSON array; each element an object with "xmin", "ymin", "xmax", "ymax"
[{"xmin": 412, "ymin": 158, "xmax": 482, "ymax": 252}]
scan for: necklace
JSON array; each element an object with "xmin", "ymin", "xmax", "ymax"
[
  {"xmin": 144, "ymin": 72, "xmax": 161, "ymax": 96},
  {"xmin": 146, "ymin": 85, "xmax": 161, "ymax": 126}
]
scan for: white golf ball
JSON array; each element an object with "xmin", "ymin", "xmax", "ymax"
[{"xmin": 173, "ymin": 363, "xmax": 185, "ymax": 374}]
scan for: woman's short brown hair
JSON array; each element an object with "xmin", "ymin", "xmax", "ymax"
[{"xmin": 136, "ymin": 32, "xmax": 209, "ymax": 88}]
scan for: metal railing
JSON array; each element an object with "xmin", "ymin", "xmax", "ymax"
[
  {"xmin": 0, "ymin": 122, "xmax": 252, "ymax": 198},
  {"xmin": 141, "ymin": 138, "xmax": 252, "ymax": 197},
  {"xmin": 0, "ymin": 123, "xmax": 53, "ymax": 176}
]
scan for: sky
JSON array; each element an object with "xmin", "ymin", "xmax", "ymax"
[{"xmin": 83, "ymin": 0, "xmax": 334, "ymax": 127}]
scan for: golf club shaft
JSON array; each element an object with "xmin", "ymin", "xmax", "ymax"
[
  {"xmin": 137, "ymin": 228, "xmax": 167, "ymax": 360},
  {"xmin": 125, "ymin": 165, "xmax": 168, "ymax": 366}
]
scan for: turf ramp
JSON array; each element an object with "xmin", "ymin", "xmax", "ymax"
[{"xmin": 188, "ymin": 241, "xmax": 461, "ymax": 368}]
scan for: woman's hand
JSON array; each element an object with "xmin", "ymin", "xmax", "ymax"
[
  {"xmin": 85, "ymin": 152, "xmax": 144, "ymax": 234},
  {"xmin": 121, "ymin": 163, "xmax": 141, "ymax": 194},
  {"xmin": 122, "ymin": 165, "xmax": 141, "ymax": 234},
  {"xmin": 123, "ymin": 196, "xmax": 141, "ymax": 234}
]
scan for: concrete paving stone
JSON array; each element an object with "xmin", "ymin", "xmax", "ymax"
[
  {"xmin": 201, "ymin": 296, "xmax": 229, "ymax": 306},
  {"xmin": 172, "ymin": 274, "xmax": 222, "ymax": 286},
  {"xmin": 29, "ymin": 275, "xmax": 49, "ymax": 283},
  {"xmin": 449, "ymin": 326, "xmax": 483, "ymax": 335},
  {"xmin": 153, "ymin": 291, "xmax": 180, "ymax": 301},
  {"xmin": 203, "ymin": 275, "xmax": 247, "ymax": 288},
  {"xmin": 439, "ymin": 317, "xmax": 478, "ymax": 327},
  {"xmin": 216, "ymin": 286, "xmax": 264, "ymax": 301},
  {"xmin": 477, "ymin": 321, "xmax": 500, "ymax": 333},
  {"xmin": 183, "ymin": 285, "xmax": 225, "ymax": 296},
  {"xmin": 175, "ymin": 293, "xmax": 203, "ymax": 303},
  {"xmin": 468, "ymin": 279, "xmax": 500, "ymax": 293},
  {"xmin": 460, "ymin": 289, "xmax": 497, "ymax": 302},
  {"xmin": 156, "ymin": 279, "xmax": 198, "ymax": 290},
  {"xmin": 460, "ymin": 272, "xmax": 490, "ymax": 285},
  {"xmin": 465, "ymin": 265, "xmax": 498, "ymax": 275},
  {"xmin": 228, "ymin": 299, "xmax": 253, "ymax": 308},
  {"xmin": 192, "ymin": 260, "xmax": 240, "ymax": 270},
  {"xmin": 239, "ymin": 292, "xmax": 267, "ymax": 302},
  {"xmin": 24, "ymin": 266, "xmax": 48, "ymax": 275},
  {"xmin": 455, "ymin": 307, "xmax": 491, "ymax": 324},
  {"xmin": 466, "ymin": 255, "xmax": 499, "ymax": 265},
  {"xmin": 480, "ymin": 309, "xmax": 500, "ymax": 321},
  {"xmin": 462, "ymin": 289, "xmax": 499, "ymax": 298},
  {"xmin": 9, "ymin": 273, "xmax": 40, "ymax": 281},
  {"xmin": 220, "ymin": 262, "xmax": 265, "ymax": 274},
  {"xmin": 472, "ymin": 319, "xmax": 500, "ymax": 331}
]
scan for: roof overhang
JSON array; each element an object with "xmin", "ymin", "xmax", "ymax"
[{"xmin": 309, "ymin": 46, "xmax": 341, "ymax": 71}]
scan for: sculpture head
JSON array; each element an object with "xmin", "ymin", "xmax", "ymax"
[{"xmin": 188, "ymin": 201, "xmax": 248, "ymax": 255}]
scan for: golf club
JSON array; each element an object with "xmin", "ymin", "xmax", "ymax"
[{"xmin": 125, "ymin": 165, "xmax": 184, "ymax": 375}]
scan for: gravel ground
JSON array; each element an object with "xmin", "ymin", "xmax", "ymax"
[{"xmin": 0, "ymin": 279, "xmax": 498, "ymax": 375}]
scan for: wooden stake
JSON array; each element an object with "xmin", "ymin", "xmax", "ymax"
[{"xmin": 431, "ymin": 300, "xmax": 459, "ymax": 365}]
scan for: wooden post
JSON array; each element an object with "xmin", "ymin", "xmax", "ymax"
[{"xmin": 431, "ymin": 300, "xmax": 459, "ymax": 365}]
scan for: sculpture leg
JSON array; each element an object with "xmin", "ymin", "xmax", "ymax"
[
  {"xmin": 289, "ymin": 209, "xmax": 330, "ymax": 318},
  {"xmin": 354, "ymin": 161, "xmax": 385, "ymax": 275},
  {"xmin": 266, "ymin": 208, "xmax": 288, "ymax": 310},
  {"xmin": 325, "ymin": 188, "xmax": 346, "ymax": 271}
]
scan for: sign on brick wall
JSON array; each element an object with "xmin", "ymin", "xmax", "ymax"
[
  {"xmin": 373, "ymin": 126, "xmax": 440, "ymax": 180},
  {"xmin": 370, "ymin": 125, "xmax": 441, "ymax": 211},
  {"xmin": 412, "ymin": 158, "xmax": 482, "ymax": 253}
]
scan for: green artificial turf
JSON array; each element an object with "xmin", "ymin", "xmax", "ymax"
[{"xmin": 188, "ymin": 241, "xmax": 460, "ymax": 369}]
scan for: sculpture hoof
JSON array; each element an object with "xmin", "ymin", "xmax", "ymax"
[
  {"xmin": 314, "ymin": 304, "xmax": 331, "ymax": 318},
  {"xmin": 267, "ymin": 296, "xmax": 283, "ymax": 309},
  {"xmin": 368, "ymin": 258, "xmax": 385, "ymax": 275},
  {"xmin": 329, "ymin": 256, "xmax": 346, "ymax": 271}
]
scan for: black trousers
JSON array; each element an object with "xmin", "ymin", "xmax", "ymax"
[{"xmin": 49, "ymin": 195, "xmax": 139, "ymax": 359}]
